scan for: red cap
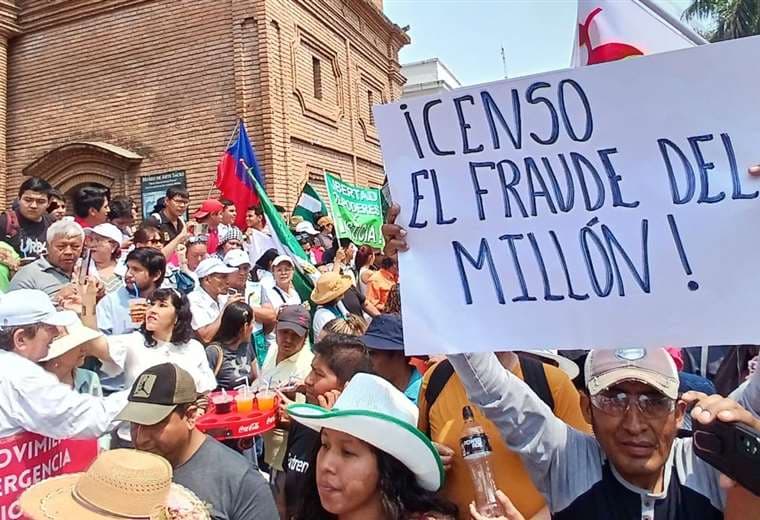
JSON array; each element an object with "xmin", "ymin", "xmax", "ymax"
[{"xmin": 193, "ymin": 199, "xmax": 224, "ymax": 219}]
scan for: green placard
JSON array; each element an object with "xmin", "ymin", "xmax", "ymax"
[{"xmin": 324, "ymin": 172, "xmax": 385, "ymax": 249}]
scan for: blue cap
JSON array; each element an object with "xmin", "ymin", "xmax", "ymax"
[{"xmin": 361, "ymin": 314, "xmax": 404, "ymax": 351}]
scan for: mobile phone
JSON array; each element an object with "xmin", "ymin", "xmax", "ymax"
[
  {"xmin": 196, "ymin": 223, "xmax": 209, "ymax": 236},
  {"xmin": 79, "ymin": 248, "xmax": 93, "ymax": 284},
  {"xmin": 693, "ymin": 419, "xmax": 760, "ymax": 495}
]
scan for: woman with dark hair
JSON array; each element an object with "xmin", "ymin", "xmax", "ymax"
[
  {"xmin": 289, "ymin": 373, "xmax": 457, "ymax": 520},
  {"xmin": 354, "ymin": 245, "xmax": 375, "ymax": 296},
  {"xmin": 255, "ymin": 247, "xmax": 279, "ymax": 288},
  {"xmin": 205, "ymin": 301, "xmax": 258, "ymax": 389},
  {"xmin": 84, "ymin": 288, "xmax": 216, "ymax": 445}
]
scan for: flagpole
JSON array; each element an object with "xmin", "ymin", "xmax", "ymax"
[
  {"xmin": 637, "ymin": 0, "xmax": 708, "ymax": 45},
  {"xmin": 210, "ymin": 119, "xmax": 242, "ymax": 198}
]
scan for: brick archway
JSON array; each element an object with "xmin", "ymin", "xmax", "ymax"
[{"xmin": 21, "ymin": 141, "xmax": 143, "ymax": 194}]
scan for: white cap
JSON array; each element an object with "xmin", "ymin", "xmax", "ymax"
[
  {"xmin": 295, "ymin": 221, "xmax": 319, "ymax": 235},
  {"xmin": 272, "ymin": 255, "xmax": 294, "ymax": 268},
  {"xmin": 585, "ymin": 348, "xmax": 680, "ymax": 400},
  {"xmin": 0, "ymin": 289, "xmax": 78, "ymax": 328},
  {"xmin": 195, "ymin": 257, "xmax": 237, "ymax": 279},
  {"xmin": 224, "ymin": 249, "xmax": 251, "ymax": 268},
  {"xmin": 39, "ymin": 318, "xmax": 103, "ymax": 362},
  {"xmin": 86, "ymin": 223, "xmax": 124, "ymax": 245}
]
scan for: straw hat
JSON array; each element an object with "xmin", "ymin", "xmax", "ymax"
[
  {"xmin": 288, "ymin": 373, "xmax": 444, "ymax": 491},
  {"xmin": 39, "ymin": 318, "xmax": 103, "ymax": 363},
  {"xmin": 310, "ymin": 271, "xmax": 353, "ymax": 305},
  {"xmin": 20, "ymin": 449, "xmax": 210, "ymax": 520}
]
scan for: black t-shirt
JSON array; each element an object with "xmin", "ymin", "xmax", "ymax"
[
  {"xmin": 0, "ymin": 210, "xmax": 50, "ymax": 259},
  {"xmin": 144, "ymin": 210, "xmax": 183, "ymax": 244},
  {"xmin": 284, "ymin": 421, "xmax": 319, "ymax": 519},
  {"xmin": 340, "ymin": 285, "xmax": 365, "ymax": 316},
  {"xmin": 205, "ymin": 343, "xmax": 256, "ymax": 390}
]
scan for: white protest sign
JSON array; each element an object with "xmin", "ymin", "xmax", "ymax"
[{"xmin": 374, "ymin": 36, "xmax": 760, "ymax": 355}]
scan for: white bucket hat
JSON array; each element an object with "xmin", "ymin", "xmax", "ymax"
[
  {"xmin": 295, "ymin": 221, "xmax": 319, "ymax": 236},
  {"xmin": 85, "ymin": 223, "xmax": 124, "ymax": 246},
  {"xmin": 39, "ymin": 318, "xmax": 103, "ymax": 362},
  {"xmin": 288, "ymin": 373, "xmax": 444, "ymax": 491}
]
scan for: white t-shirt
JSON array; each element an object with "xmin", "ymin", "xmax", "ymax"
[
  {"xmin": 265, "ymin": 284, "xmax": 302, "ymax": 313},
  {"xmin": 102, "ymin": 331, "xmax": 216, "ymax": 394},
  {"xmin": 187, "ymin": 287, "xmax": 223, "ymax": 330},
  {"xmin": 312, "ymin": 301, "xmax": 349, "ymax": 338},
  {"xmin": 247, "ymin": 228, "xmax": 276, "ymax": 266}
]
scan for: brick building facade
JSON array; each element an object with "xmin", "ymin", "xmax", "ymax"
[{"xmin": 0, "ymin": 0, "xmax": 408, "ymax": 212}]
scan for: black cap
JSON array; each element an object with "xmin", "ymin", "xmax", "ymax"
[{"xmin": 115, "ymin": 363, "xmax": 199, "ymax": 426}]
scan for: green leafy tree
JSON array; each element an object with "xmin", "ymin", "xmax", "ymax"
[{"xmin": 683, "ymin": 0, "xmax": 760, "ymax": 41}]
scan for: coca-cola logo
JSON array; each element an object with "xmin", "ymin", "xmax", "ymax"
[{"xmin": 237, "ymin": 422, "xmax": 261, "ymax": 434}]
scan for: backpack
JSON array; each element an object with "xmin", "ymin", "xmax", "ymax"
[
  {"xmin": 3, "ymin": 210, "xmax": 19, "ymax": 239},
  {"xmin": 423, "ymin": 354, "xmax": 555, "ymax": 422},
  {"xmin": 168, "ymin": 269, "xmax": 196, "ymax": 295}
]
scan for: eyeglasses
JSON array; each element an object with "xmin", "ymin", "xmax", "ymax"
[
  {"xmin": 590, "ymin": 391, "xmax": 676, "ymax": 419},
  {"xmin": 170, "ymin": 198, "xmax": 189, "ymax": 206}
]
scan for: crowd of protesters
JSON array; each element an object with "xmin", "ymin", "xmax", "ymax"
[{"xmin": 0, "ymin": 176, "xmax": 758, "ymax": 520}]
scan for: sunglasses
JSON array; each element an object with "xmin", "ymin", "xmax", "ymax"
[{"xmin": 591, "ymin": 390, "xmax": 676, "ymax": 419}]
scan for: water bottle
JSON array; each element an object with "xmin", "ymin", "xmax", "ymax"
[{"xmin": 460, "ymin": 405, "xmax": 505, "ymax": 516}]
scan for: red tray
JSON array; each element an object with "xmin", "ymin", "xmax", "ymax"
[{"xmin": 196, "ymin": 391, "xmax": 279, "ymax": 440}]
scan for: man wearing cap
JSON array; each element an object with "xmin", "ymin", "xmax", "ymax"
[
  {"xmin": 120, "ymin": 363, "xmax": 278, "ymax": 520},
  {"xmin": 361, "ymin": 314, "xmax": 423, "ymax": 404},
  {"xmin": 0, "ymin": 289, "xmax": 127, "ymax": 438},
  {"xmin": 187, "ymin": 256, "xmax": 242, "ymax": 344},
  {"xmin": 9, "ymin": 219, "xmax": 86, "ymax": 297},
  {"xmin": 260, "ymin": 305, "xmax": 314, "ymax": 501},
  {"xmin": 448, "ymin": 348, "xmax": 760, "ymax": 519},
  {"xmin": 224, "ymin": 248, "xmax": 276, "ymax": 339},
  {"xmin": 193, "ymin": 198, "xmax": 224, "ymax": 254}
]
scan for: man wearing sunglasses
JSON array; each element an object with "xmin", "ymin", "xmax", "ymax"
[{"xmin": 449, "ymin": 347, "xmax": 759, "ymax": 519}]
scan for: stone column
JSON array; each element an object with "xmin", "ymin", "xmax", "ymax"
[{"xmin": 0, "ymin": 1, "xmax": 20, "ymax": 206}]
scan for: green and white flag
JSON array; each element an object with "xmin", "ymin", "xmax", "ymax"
[
  {"xmin": 324, "ymin": 172, "xmax": 385, "ymax": 249},
  {"xmin": 293, "ymin": 182, "xmax": 327, "ymax": 224},
  {"xmin": 245, "ymin": 169, "xmax": 318, "ymax": 300}
]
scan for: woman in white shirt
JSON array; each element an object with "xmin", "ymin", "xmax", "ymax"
[
  {"xmin": 86, "ymin": 288, "xmax": 216, "ymax": 395},
  {"xmin": 265, "ymin": 255, "xmax": 302, "ymax": 312}
]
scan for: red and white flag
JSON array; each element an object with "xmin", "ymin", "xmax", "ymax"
[{"xmin": 572, "ymin": 0, "xmax": 707, "ymax": 67}]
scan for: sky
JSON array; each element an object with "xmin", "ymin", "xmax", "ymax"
[{"xmin": 384, "ymin": 0, "xmax": 697, "ymax": 86}]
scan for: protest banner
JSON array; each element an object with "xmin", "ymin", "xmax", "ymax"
[
  {"xmin": 0, "ymin": 432, "xmax": 97, "ymax": 519},
  {"xmin": 374, "ymin": 36, "xmax": 760, "ymax": 355},
  {"xmin": 324, "ymin": 172, "xmax": 385, "ymax": 249}
]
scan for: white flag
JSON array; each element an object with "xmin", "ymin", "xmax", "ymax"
[{"xmin": 572, "ymin": 0, "xmax": 707, "ymax": 67}]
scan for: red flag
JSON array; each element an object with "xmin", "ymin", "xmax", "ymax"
[{"xmin": 215, "ymin": 120, "xmax": 263, "ymax": 229}]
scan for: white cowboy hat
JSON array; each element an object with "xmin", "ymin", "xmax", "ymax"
[
  {"xmin": 521, "ymin": 350, "xmax": 580, "ymax": 380},
  {"xmin": 39, "ymin": 318, "xmax": 103, "ymax": 362},
  {"xmin": 288, "ymin": 373, "xmax": 444, "ymax": 492}
]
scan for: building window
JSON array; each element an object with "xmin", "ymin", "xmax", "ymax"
[
  {"xmin": 312, "ymin": 57, "xmax": 323, "ymax": 100},
  {"xmin": 367, "ymin": 90, "xmax": 375, "ymax": 125}
]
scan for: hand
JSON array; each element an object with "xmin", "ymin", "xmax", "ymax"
[
  {"xmin": 176, "ymin": 244, "xmax": 187, "ymax": 265},
  {"xmin": 382, "ymin": 203, "xmax": 408, "ymax": 259},
  {"xmin": 433, "ymin": 442, "xmax": 454, "ymax": 472},
  {"xmin": 334, "ymin": 248, "xmax": 347, "ymax": 263},
  {"xmin": 469, "ymin": 490, "xmax": 524, "ymax": 520},
  {"xmin": 0, "ymin": 249, "xmax": 19, "ymax": 271},
  {"xmin": 682, "ymin": 391, "xmax": 760, "ymax": 430},
  {"xmin": 749, "ymin": 165, "xmax": 760, "ymax": 176},
  {"xmin": 223, "ymin": 294, "xmax": 245, "ymax": 308},
  {"xmin": 317, "ymin": 389, "xmax": 341, "ymax": 409}
]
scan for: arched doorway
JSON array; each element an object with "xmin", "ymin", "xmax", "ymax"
[{"xmin": 21, "ymin": 141, "xmax": 142, "ymax": 197}]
